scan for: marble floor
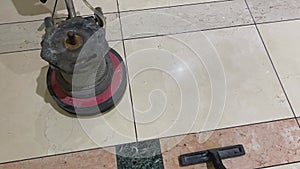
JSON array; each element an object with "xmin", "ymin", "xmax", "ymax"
[{"xmin": 0, "ymin": 0, "xmax": 300, "ymax": 168}]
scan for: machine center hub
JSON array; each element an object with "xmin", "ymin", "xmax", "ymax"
[{"xmin": 64, "ymin": 31, "xmax": 84, "ymax": 50}]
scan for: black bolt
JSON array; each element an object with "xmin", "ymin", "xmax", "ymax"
[
  {"xmin": 40, "ymin": 0, "xmax": 47, "ymax": 3},
  {"xmin": 67, "ymin": 31, "xmax": 76, "ymax": 45}
]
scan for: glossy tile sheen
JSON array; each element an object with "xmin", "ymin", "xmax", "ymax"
[
  {"xmin": 120, "ymin": 0, "xmax": 253, "ymax": 39},
  {"xmin": 246, "ymin": 0, "xmax": 300, "ymax": 23},
  {"xmin": 0, "ymin": 147, "xmax": 117, "ymax": 169},
  {"xmin": 125, "ymin": 25, "xmax": 293, "ymax": 141},
  {"xmin": 0, "ymin": 42, "xmax": 135, "ymax": 163},
  {"xmin": 125, "ymin": 32, "xmax": 212, "ymax": 140},
  {"xmin": 0, "ymin": 0, "xmax": 118, "ymax": 24},
  {"xmin": 0, "ymin": 13, "xmax": 122, "ymax": 54},
  {"xmin": 118, "ymin": 0, "xmax": 226, "ymax": 11},
  {"xmin": 258, "ymin": 20, "xmax": 300, "ymax": 117},
  {"xmin": 116, "ymin": 139, "xmax": 164, "ymax": 169},
  {"xmin": 160, "ymin": 119, "xmax": 300, "ymax": 169},
  {"xmin": 203, "ymin": 26, "xmax": 293, "ymax": 128}
]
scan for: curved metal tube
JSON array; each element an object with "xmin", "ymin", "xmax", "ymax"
[{"xmin": 65, "ymin": 0, "xmax": 76, "ymax": 18}]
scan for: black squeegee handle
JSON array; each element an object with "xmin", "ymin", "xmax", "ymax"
[
  {"xmin": 179, "ymin": 144, "xmax": 245, "ymax": 169},
  {"xmin": 208, "ymin": 150, "xmax": 226, "ymax": 169}
]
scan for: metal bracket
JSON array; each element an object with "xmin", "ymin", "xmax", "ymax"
[{"xmin": 65, "ymin": 0, "xmax": 76, "ymax": 18}]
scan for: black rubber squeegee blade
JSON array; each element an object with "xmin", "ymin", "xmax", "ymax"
[{"xmin": 179, "ymin": 144, "xmax": 245, "ymax": 169}]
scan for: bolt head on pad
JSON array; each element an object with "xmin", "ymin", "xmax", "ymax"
[{"xmin": 64, "ymin": 31, "xmax": 84, "ymax": 50}]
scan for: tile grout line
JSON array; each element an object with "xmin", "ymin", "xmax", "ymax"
[
  {"xmin": 3, "ymin": 19, "xmax": 300, "ymax": 55},
  {"xmin": 0, "ymin": 0, "xmax": 231, "ymax": 26},
  {"xmin": 244, "ymin": 0, "xmax": 300, "ymax": 128},
  {"xmin": 139, "ymin": 117, "xmax": 296, "ymax": 142},
  {"xmin": 257, "ymin": 160, "xmax": 300, "ymax": 169},
  {"xmin": 0, "ymin": 12, "xmax": 118, "ymax": 26},
  {"xmin": 2, "ymin": 0, "xmax": 300, "ymax": 27},
  {"xmin": 0, "ymin": 117, "xmax": 295, "ymax": 166},
  {"xmin": 0, "ymin": 19, "xmax": 47, "ymax": 26},
  {"xmin": 2, "ymin": 1, "xmax": 300, "ymax": 167},
  {"xmin": 256, "ymin": 17, "xmax": 300, "ymax": 25},
  {"xmin": 0, "ymin": 48, "xmax": 41, "ymax": 55},
  {"xmin": 115, "ymin": 0, "xmax": 139, "ymax": 142},
  {"xmin": 118, "ymin": 0, "xmax": 232, "ymax": 13},
  {"xmin": 0, "ymin": 39, "xmax": 122, "ymax": 56},
  {"xmin": 0, "ymin": 144, "xmax": 116, "ymax": 165},
  {"xmin": 7, "ymin": 16, "xmax": 300, "ymax": 56},
  {"xmin": 1, "ymin": 2, "xmax": 300, "ymax": 27},
  {"xmin": 0, "ymin": 24, "xmax": 255, "ymax": 56},
  {"xmin": 123, "ymin": 23, "xmax": 255, "ymax": 41},
  {"xmin": 0, "ymin": 23, "xmax": 264, "ymax": 56}
]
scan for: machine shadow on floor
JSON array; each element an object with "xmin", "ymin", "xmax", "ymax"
[
  {"xmin": 11, "ymin": 0, "xmax": 65, "ymax": 16},
  {"xmin": 36, "ymin": 65, "xmax": 77, "ymax": 118}
]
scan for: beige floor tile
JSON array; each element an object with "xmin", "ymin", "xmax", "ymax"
[
  {"xmin": 0, "ymin": 42, "xmax": 135, "ymax": 163},
  {"xmin": 246, "ymin": 0, "xmax": 300, "ymax": 23},
  {"xmin": 203, "ymin": 26, "xmax": 293, "ymax": 128},
  {"xmin": 120, "ymin": 0, "xmax": 253, "ymax": 39},
  {"xmin": 125, "ymin": 25, "xmax": 293, "ymax": 141},
  {"xmin": 258, "ymin": 20, "xmax": 300, "ymax": 117},
  {"xmin": 118, "ymin": 0, "xmax": 225, "ymax": 11},
  {"xmin": 0, "ymin": 13, "xmax": 122, "ymax": 54},
  {"xmin": 0, "ymin": 0, "xmax": 118, "ymax": 24},
  {"xmin": 266, "ymin": 163, "xmax": 300, "ymax": 169}
]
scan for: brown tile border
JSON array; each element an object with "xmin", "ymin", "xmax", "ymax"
[
  {"xmin": 160, "ymin": 118, "xmax": 300, "ymax": 169},
  {"xmin": 0, "ymin": 147, "xmax": 117, "ymax": 169},
  {"xmin": 1, "ymin": 118, "xmax": 299, "ymax": 169}
]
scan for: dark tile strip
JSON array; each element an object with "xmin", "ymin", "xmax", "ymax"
[
  {"xmin": 244, "ymin": 0, "xmax": 300, "ymax": 128},
  {"xmin": 116, "ymin": 139, "xmax": 164, "ymax": 169}
]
